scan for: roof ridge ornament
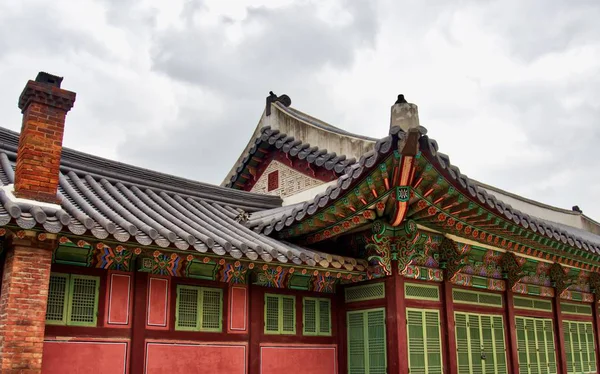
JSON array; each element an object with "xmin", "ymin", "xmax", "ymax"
[{"xmin": 265, "ymin": 91, "xmax": 292, "ymax": 116}]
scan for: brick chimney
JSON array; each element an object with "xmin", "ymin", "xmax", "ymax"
[
  {"xmin": 390, "ymin": 94, "xmax": 419, "ymax": 132},
  {"xmin": 14, "ymin": 72, "xmax": 76, "ymax": 203}
]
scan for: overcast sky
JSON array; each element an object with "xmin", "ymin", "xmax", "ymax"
[{"xmin": 1, "ymin": 0, "xmax": 599, "ymax": 220}]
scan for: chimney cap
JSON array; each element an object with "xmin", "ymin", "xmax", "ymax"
[{"xmin": 35, "ymin": 72, "xmax": 63, "ymax": 88}]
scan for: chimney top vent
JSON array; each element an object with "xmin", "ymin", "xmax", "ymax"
[{"xmin": 35, "ymin": 72, "xmax": 63, "ymax": 88}]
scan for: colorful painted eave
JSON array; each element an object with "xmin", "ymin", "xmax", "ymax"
[
  {"xmin": 248, "ymin": 126, "xmax": 424, "ymax": 240},
  {"xmin": 396, "ymin": 227, "xmax": 596, "ymax": 302},
  {"xmin": 249, "ymin": 124, "xmax": 600, "ymax": 271}
]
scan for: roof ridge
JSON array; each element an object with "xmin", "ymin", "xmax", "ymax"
[
  {"xmin": 475, "ymin": 180, "xmax": 583, "ymax": 216},
  {"xmin": 0, "ymin": 126, "xmax": 282, "ymax": 210},
  {"xmin": 274, "ymin": 102, "xmax": 380, "ymax": 142}
]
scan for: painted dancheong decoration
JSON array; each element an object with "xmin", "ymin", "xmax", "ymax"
[{"xmin": 0, "ymin": 74, "xmax": 598, "ymax": 374}]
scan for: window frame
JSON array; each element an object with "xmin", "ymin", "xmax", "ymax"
[
  {"xmin": 406, "ymin": 307, "xmax": 444, "ymax": 374},
  {"xmin": 454, "ymin": 311, "xmax": 508, "ymax": 374},
  {"xmin": 563, "ymin": 320, "xmax": 597, "ymax": 374},
  {"xmin": 264, "ymin": 293, "xmax": 296, "ymax": 335},
  {"xmin": 303, "ymin": 297, "xmax": 332, "ymax": 336},
  {"xmin": 347, "ymin": 307, "xmax": 387, "ymax": 374},
  {"xmin": 267, "ymin": 170, "xmax": 279, "ymax": 192},
  {"xmin": 515, "ymin": 316, "xmax": 557, "ymax": 374},
  {"xmin": 174, "ymin": 284, "xmax": 223, "ymax": 332},
  {"xmin": 46, "ymin": 272, "xmax": 100, "ymax": 327}
]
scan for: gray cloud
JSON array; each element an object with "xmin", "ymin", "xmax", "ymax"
[
  {"xmin": 478, "ymin": 71, "xmax": 600, "ymax": 215},
  {"xmin": 150, "ymin": 0, "xmax": 378, "ymax": 97},
  {"xmin": 0, "ymin": 4, "xmax": 110, "ymax": 60},
  {"xmin": 117, "ymin": 0, "xmax": 380, "ymax": 184},
  {"xmin": 474, "ymin": 0, "xmax": 600, "ymax": 62},
  {"xmin": 1, "ymin": 0, "xmax": 599, "ymax": 221}
]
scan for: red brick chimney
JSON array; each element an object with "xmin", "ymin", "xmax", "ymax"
[{"xmin": 14, "ymin": 72, "xmax": 76, "ymax": 203}]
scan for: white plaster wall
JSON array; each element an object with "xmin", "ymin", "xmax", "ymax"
[{"xmin": 250, "ymin": 160, "xmax": 324, "ymax": 198}]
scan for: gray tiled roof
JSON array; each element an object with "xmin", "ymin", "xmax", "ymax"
[
  {"xmin": 226, "ymin": 126, "xmax": 358, "ymax": 188},
  {"xmin": 247, "ymin": 127, "xmax": 403, "ymax": 234},
  {"xmin": 247, "ymin": 123, "xmax": 600, "ymax": 257},
  {"xmin": 0, "ymin": 127, "xmax": 366, "ymax": 272}
]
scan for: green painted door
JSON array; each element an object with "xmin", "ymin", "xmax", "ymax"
[
  {"xmin": 406, "ymin": 308, "xmax": 443, "ymax": 374},
  {"xmin": 347, "ymin": 308, "xmax": 387, "ymax": 374},
  {"xmin": 563, "ymin": 320, "xmax": 597, "ymax": 374},
  {"xmin": 515, "ymin": 316, "xmax": 557, "ymax": 374},
  {"xmin": 455, "ymin": 312, "xmax": 507, "ymax": 374}
]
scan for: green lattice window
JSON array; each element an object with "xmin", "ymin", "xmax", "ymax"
[
  {"xmin": 303, "ymin": 297, "xmax": 331, "ymax": 336},
  {"xmin": 563, "ymin": 320, "xmax": 597, "ymax": 374},
  {"xmin": 513, "ymin": 296, "xmax": 552, "ymax": 312},
  {"xmin": 515, "ymin": 316, "xmax": 557, "ymax": 374},
  {"xmin": 455, "ymin": 312, "xmax": 507, "ymax": 374},
  {"xmin": 347, "ymin": 308, "xmax": 387, "ymax": 374},
  {"xmin": 407, "ymin": 308, "xmax": 443, "ymax": 374},
  {"xmin": 175, "ymin": 285, "xmax": 222, "ymax": 332},
  {"xmin": 405, "ymin": 283, "xmax": 440, "ymax": 301},
  {"xmin": 46, "ymin": 273, "xmax": 99, "ymax": 327},
  {"xmin": 453, "ymin": 289, "xmax": 503, "ymax": 308},
  {"xmin": 561, "ymin": 302, "xmax": 593, "ymax": 316},
  {"xmin": 345, "ymin": 283, "xmax": 385, "ymax": 303},
  {"xmin": 264, "ymin": 294, "xmax": 296, "ymax": 334}
]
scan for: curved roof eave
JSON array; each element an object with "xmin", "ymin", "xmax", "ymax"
[{"xmin": 420, "ymin": 135, "xmax": 600, "ymax": 254}]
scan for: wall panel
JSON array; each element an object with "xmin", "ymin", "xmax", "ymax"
[
  {"xmin": 228, "ymin": 285, "xmax": 248, "ymax": 333},
  {"xmin": 105, "ymin": 272, "xmax": 132, "ymax": 327},
  {"xmin": 42, "ymin": 340, "xmax": 128, "ymax": 374},
  {"xmin": 260, "ymin": 344, "xmax": 337, "ymax": 374},
  {"xmin": 146, "ymin": 277, "xmax": 170, "ymax": 330},
  {"xmin": 145, "ymin": 341, "xmax": 246, "ymax": 374}
]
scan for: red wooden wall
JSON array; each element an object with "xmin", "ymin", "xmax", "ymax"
[
  {"xmin": 40, "ymin": 265, "xmax": 338, "ymax": 374},
  {"xmin": 38, "ymin": 262, "xmax": 600, "ymax": 374}
]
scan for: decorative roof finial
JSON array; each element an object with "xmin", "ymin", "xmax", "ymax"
[
  {"xmin": 395, "ymin": 94, "xmax": 407, "ymax": 104},
  {"xmin": 265, "ymin": 91, "xmax": 292, "ymax": 116}
]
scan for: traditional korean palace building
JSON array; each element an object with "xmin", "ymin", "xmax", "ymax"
[{"xmin": 0, "ymin": 73, "xmax": 599, "ymax": 374}]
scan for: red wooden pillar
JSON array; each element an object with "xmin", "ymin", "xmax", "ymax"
[
  {"xmin": 337, "ymin": 287, "xmax": 348, "ymax": 374},
  {"xmin": 442, "ymin": 280, "xmax": 457, "ymax": 374},
  {"xmin": 552, "ymin": 295, "xmax": 568, "ymax": 374},
  {"xmin": 593, "ymin": 299, "xmax": 600, "ymax": 372},
  {"xmin": 129, "ymin": 271, "xmax": 148, "ymax": 374},
  {"xmin": 504, "ymin": 290, "xmax": 520, "ymax": 374},
  {"xmin": 386, "ymin": 260, "xmax": 408, "ymax": 373},
  {"xmin": 248, "ymin": 283, "xmax": 262, "ymax": 374}
]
